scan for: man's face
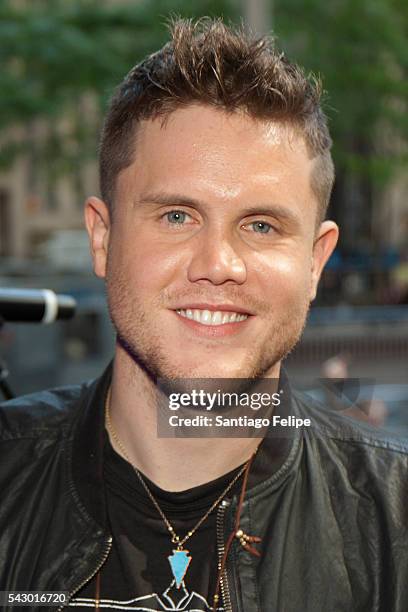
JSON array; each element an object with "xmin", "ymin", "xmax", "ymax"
[{"xmin": 87, "ymin": 105, "xmax": 338, "ymax": 379}]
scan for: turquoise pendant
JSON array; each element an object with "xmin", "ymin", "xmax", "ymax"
[{"xmin": 168, "ymin": 549, "xmax": 192, "ymax": 589}]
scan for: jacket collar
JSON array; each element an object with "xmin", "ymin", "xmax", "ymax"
[{"xmin": 71, "ymin": 362, "xmax": 112, "ymax": 531}]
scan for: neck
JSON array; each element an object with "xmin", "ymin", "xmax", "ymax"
[{"xmin": 107, "ymin": 344, "xmax": 281, "ymax": 492}]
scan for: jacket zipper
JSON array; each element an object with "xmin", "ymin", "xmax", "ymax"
[
  {"xmin": 56, "ymin": 535, "xmax": 112, "ymax": 611},
  {"xmin": 216, "ymin": 500, "xmax": 233, "ymax": 612}
]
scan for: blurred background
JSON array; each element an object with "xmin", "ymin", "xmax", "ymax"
[{"xmin": 0, "ymin": 0, "xmax": 407, "ymax": 431}]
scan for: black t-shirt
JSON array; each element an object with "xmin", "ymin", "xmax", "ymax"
[
  {"xmin": 69, "ymin": 433, "xmax": 248, "ymax": 611},
  {"xmin": 68, "ymin": 402, "xmax": 292, "ymax": 611}
]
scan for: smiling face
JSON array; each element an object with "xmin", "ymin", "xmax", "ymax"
[{"xmin": 86, "ymin": 105, "xmax": 338, "ymax": 380}]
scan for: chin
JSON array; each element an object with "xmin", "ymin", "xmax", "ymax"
[
  {"xmin": 150, "ymin": 350, "xmax": 279, "ymax": 382},
  {"xmin": 119, "ymin": 336, "xmax": 249, "ymax": 380},
  {"xmin": 177, "ymin": 365, "xmax": 246, "ymax": 380},
  {"xmin": 157, "ymin": 360, "xmax": 252, "ymax": 381}
]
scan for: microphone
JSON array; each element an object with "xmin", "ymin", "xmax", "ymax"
[{"xmin": 0, "ymin": 288, "xmax": 76, "ymax": 324}]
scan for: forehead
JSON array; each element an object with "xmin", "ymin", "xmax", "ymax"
[{"xmin": 117, "ymin": 104, "xmax": 316, "ymax": 219}]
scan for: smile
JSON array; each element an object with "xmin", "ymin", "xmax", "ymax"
[{"xmin": 175, "ymin": 309, "xmax": 249, "ymax": 326}]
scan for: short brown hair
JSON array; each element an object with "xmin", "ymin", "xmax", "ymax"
[{"xmin": 99, "ymin": 17, "xmax": 334, "ymax": 222}]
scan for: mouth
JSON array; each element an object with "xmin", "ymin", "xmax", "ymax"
[
  {"xmin": 172, "ymin": 303, "xmax": 253, "ymax": 338},
  {"xmin": 175, "ymin": 308, "xmax": 249, "ymax": 326}
]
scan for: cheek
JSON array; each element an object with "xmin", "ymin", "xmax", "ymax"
[
  {"xmin": 252, "ymin": 250, "xmax": 312, "ymax": 301},
  {"xmin": 109, "ymin": 228, "xmax": 185, "ymax": 293}
]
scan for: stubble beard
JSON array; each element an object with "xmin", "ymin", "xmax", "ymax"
[{"xmin": 106, "ymin": 268, "xmax": 310, "ymax": 383}]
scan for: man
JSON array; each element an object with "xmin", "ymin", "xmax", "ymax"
[{"xmin": 0, "ymin": 18, "xmax": 407, "ymax": 612}]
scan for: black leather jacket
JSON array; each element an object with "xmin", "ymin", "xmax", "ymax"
[{"xmin": 1, "ymin": 366, "xmax": 407, "ymax": 611}]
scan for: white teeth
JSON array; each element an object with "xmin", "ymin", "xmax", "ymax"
[
  {"xmin": 193, "ymin": 310, "xmax": 201, "ymax": 322},
  {"xmin": 176, "ymin": 309, "xmax": 249, "ymax": 326},
  {"xmin": 202, "ymin": 310, "xmax": 212, "ymax": 324},
  {"xmin": 211, "ymin": 311, "xmax": 222, "ymax": 325}
]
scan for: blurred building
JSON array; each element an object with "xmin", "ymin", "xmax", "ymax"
[
  {"xmin": 0, "ymin": 0, "xmax": 131, "ymax": 263},
  {"xmin": 0, "ymin": 118, "xmax": 97, "ymax": 262}
]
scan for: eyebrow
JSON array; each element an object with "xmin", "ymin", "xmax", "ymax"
[{"xmin": 138, "ymin": 191, "xmax": 301, "ymax": 230}]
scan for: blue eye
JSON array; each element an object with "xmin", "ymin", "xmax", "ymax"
[
  {"xmin": 251, "ymin": 221, "xmax": 272, "ymax": 234},
  {"xmin": 166, "ymin": 211, "xmax": 187, "ymax": 224}
]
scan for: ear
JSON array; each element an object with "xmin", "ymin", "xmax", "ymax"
[
  {"xmin": 84, "ymin": 197, "xmax": 111, "ymax": 279},
  {"xmin": 310, "ymin": 220, "xmax": 339, "ymax": 301}
]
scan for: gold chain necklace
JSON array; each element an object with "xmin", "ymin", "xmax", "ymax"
[{"xmin": 104, "ymin": 387, "xmax": 253, "ymax": 590}]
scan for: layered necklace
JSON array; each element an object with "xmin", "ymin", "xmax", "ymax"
[{"xmin": 105, "ymin": 388, "xmax": 254, "ymax": 591}]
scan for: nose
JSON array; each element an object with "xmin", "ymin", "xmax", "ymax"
[{"xmin": 187, "ymin": 227, "xmax": 247, "ymax": 286}]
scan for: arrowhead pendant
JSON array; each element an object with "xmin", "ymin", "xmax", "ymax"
[{"xmin": 168, "ymin": 549, "xmax": 192, "ymax": 589}]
